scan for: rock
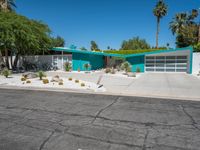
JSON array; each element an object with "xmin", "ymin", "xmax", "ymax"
[
  {"xmin": 51, "ymin": 75, "xmax": 63, "ymax": 82},
  {"xmin": 127, "ymin": 72, "xmax": 136, "ymax": 77},
  {"xmin": 23, "ymin": 73, "xmax": 38, "ymax": 79}
]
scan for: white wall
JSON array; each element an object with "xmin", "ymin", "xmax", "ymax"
[{"xmin": 193, "ymin": 53, "xmax": 200, "ymax": 74}]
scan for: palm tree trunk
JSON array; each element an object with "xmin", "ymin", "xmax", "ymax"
[
  {"xmin": 0, "ymin": 50, "xmax": 5, "ymax": 70},
  {"xmin": 156, "ymin": 17, "xmax": 160, "ymax": 49}
]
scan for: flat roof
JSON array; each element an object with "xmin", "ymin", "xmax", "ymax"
[{"xmin": 51, "ymin": 46, "xmax": 193, "ymax": 58}]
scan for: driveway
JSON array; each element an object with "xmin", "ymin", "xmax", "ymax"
[
  {"xmin": 121, "ymin": 73, "xmax": 200, "ymax": 100},
  {"xmin": 0, "ymin": 89, "xmax": 200, "ymax": 150},
  {"xmin": 47, "ymin": 72, "xmax": 200, "ymax": 100}
]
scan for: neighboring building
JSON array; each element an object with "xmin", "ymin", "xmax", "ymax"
[{"xmin": 52, "ymin": 46, "xmax": 193, "ymax": 74}]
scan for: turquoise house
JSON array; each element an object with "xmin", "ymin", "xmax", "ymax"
[{"xmin": 51, "ymin": 46, "xmax": 193, "ymax": 74}]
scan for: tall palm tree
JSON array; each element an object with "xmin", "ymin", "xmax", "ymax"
[
  {"xmin": 153, "ymin": 0, "xmax": 168, "ymax": 49},
  {"xmin": 0, "ymin": 0, "xmax": 16, "ymax": 12},
  {"xmin": 169, "ymin": 13, "xmax": 187, "ymax": 35}
]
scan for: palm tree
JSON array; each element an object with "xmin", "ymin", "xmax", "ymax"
[
  {"xmin": 153, "ymin": 0, "xmax": 168, "ymax": 49},
  {"xmin": 169, "ymin": 13, "xmax": 187, "ymax": 35},
  {"xmin": 0, "ymin": 0, "xmax": 16, "ymax": 12}
]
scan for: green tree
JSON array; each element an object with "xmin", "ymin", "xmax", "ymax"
[
  {"xmin": 90, "ymin": 41, "xmax": 99, "ymax": 51},
  {"xmin": 80, "ymin": 47, "xmax": 87, "ymax": 51},
  {"xmin": 170, "ymin": 9, "xmax": 199, "ymax": 48},
  {"xmin": 0, "ymin": 0, "xmax": 16, "ymax": 12},
  {"xmin": 121, "ymin": 37, "xmax": 150, "ymax": 50},
  {"xmin": 51, "ymin": 36, "xmax": 65, "ymax": 47},
  {"xmin": 153, "ymin": 0, "xmax": 168, "ymax": 48},
  {"xmin": 0, "ymin": 12, "xmax": 52, "ymax": 69}
]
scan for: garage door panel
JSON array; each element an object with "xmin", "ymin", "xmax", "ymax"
[{"xmin": 145, "ymin": 56, "xmax": 188, "ymax": 73}]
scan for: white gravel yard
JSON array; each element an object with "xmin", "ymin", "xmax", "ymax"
[{"xmin": 0, "ymin": 75, "xmax": 106, "ymax": 92}]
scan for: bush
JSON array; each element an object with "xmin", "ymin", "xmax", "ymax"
[
  {"xmin": 58, "ymin": 82, "xmax": 63, "ymax": 85},
  {"xmin": 64, "ymin": 62, "xmax": 72, "ymax": 72},
  {"xmin": 136, "ymin": 67, "xmax": 141, "ymax": 73},
  {"xmin": 68, "ymin": 77, "xmax": 73, "ymax": 81},
  {"xmin": 105, "ymin": 68, "xmax": 111, "ymax": 74},
  {"xmin": 21, "ymin": 77, "xmax": 26, "ymax": 81},
  {"xmin": 121, "ymin": 61, "xmax": 131, "ymax": 73},
  {"xmin": 81, "ymin": 83, "xmax": 85, "ymax": 87},
  {"xmin": 84, "ymin": 63, "xmax": 90, "ymax": 71},
  {"xmin": 1, "ymin": 68, "xmax": 11, "ymax": 78},
  {"xmin": 43, "ymin": 79, "xmax": 49, "ymax": 84},
  {"xmin": 75, "ymin": 80, "xmax": 79, "ymax": 83},
  {"xmin": 111, "ymin": 68, "xmax": 116, "ymax": 74},
  {"xmin": 26, "ymin": 80, "xmax": 31, "ymax": 84},
  {"xmin": 38, "ymin": 71, "xmax": 46, "ymax": 80}
]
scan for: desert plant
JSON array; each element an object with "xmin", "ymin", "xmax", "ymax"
[
  {"xmin": 121, "ymin": 61, "xmax": 131, "ymax": 73},
  {"xmin": 58, "ymin": 82, "xmax": 63, "ymax": 85},
  {"xmin": 21, "ymin": 77, "xmax": 26, "ymax": 81},
  {"xmin": 75, "ymin": 79, "xmax": 79, "ymax": 83},
  {"xmin": 105, "ymin": 68, "xmax": 111, "ymax": 74},
  {"xmin": 136, "ymin": 67, "xmax": 141, "ymax": 73},
  {"xmin": 64, "ymin": 62, "xmax": 72, "ymax": 72},
  {"xmin": 1, "ymin": 68, "xmax": 11, "ymax": 78},
  {"xmin": 110, "ymin": 68, "xmax": 116, "ymax": 74},
  {"xmin": 84, "ymin": 63, "xmax": 90, "ymax": 71},
  {"xmin": 68, "ymin": 77, "xmax": 73, "ymax": 81},
  {"xmin": 81, "ymin": 83, "xmax": 85, "ymax": 87},
  {"xmin": 26, "ymin": 80, "xmax": 31, "ymax": 84},
  {"xmin": 38, "ymin": 71, "xmax": 46, "ymax": 80},
  {"xmin": 43, "ymin": 79, "xmax": 49, "ymax": 84}
]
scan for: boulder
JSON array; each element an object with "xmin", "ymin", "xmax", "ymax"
[
  {"xmin": 127, "ymin": 72, "xmax": 136, "ymax": 77},
  {"xmin": 23, "ymin": 73, "xmax": 38, "ymax": 79},
  {"xmin": 51, "ymin": 75, "xmax": 63, "ymax": 82}
]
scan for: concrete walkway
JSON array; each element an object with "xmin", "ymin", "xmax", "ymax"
[{"xmin": 47, "ymin": 72, "xmax": 200, "ymax": 100}]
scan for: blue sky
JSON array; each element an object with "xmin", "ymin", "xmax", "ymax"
[{"xmin": 16, "ymin": 0, "xmax": 200, "ymax": 49}]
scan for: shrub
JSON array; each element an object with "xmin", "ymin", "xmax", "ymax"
[
  {"xmin": 26, "ymin": 80, "xmax": 31, "ymax": 84},
  {"xmin": 43, "ymin": 79, "xmax": 49, "ymax": 84},
  {"xmin": 21, "ymin": 77, "xmax": 26, "ymax": 81},
  {"xmin": 64, "ymin": 62, "xmax": 72, "ymax": 72},
  {"xmin": 58, "ymin": 82, "xmax": 63, "ymax": 85},
  {"xmin": 68, "ymin": 77, "xmax": 73, "ymax": 81},
  {"xmin": 81, "ymin": 83, "xmax": 85, "ymax": 87},
  {"xmin": 111, "ymin": 68, "xmax": 116, "ymax": 74},
  {"xmin": 105, "ymin": 68, "xmax": 111, "ymax": 74},
  {"xmin": 75, "ymin": 80, "xmax": 79, "ymax": 83},
  {"xmin": 84, "ymin": 63, "xmax": 90, "ymax": 71},
  {"xmin": 1, "ymin": 68, "xmax": 11, "ymax": 78},
  {"xmin": 38, "ymin": 71, "xmax": 46, "ymax": 80},
  {"xmin": 121, "ymin": 61, "xmax": 131, "ymax": 73},
  {"xmin": 136, "ymin": 67, "xmax": 141, "ymax": 73}
]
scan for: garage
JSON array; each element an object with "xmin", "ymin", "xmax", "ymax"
[{"xmin": 145, "ymin": 55, "xmax": 188, "ymax": 73}]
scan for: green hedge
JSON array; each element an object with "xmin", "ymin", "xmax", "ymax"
[{"xmin": 104, "ymin": 49, "xmax": 162, "ymax": 55}]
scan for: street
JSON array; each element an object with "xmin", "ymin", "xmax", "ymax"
[{"xmin": 0, "ymin": 89, "xmax": 199, "ymax": 150}]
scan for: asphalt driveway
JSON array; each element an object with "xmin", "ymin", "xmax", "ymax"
[{"xmin": 0, "ymin": 89, "xmax": 200, "ymax": 150}]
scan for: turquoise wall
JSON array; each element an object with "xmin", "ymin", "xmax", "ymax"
[
  {"xmin": 72, "ymin": 53, "xmax": 104, "ymax": 71},
  {"xmin": 126, "ymin": 55, "xmax": 145, "ymax": 72}
]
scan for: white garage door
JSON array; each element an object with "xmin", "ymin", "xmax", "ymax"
[{"xmin": 145, "ymin": 56, "xmax": 188, "ymax": 73}]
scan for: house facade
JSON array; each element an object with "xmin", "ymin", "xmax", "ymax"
[{"xmin": 52, "ymin": 46, "xmax": 193, "ymax": 74}]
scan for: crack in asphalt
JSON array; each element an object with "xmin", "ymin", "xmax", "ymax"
[
  {"xmin": 0, "ymin": 104, "xmax": 196, "ymax": 129},
  {"xmin": 180, "ymin": 105, "xmax": 200, "ymax": 131},
  {"xmin": 39, "ymin": 131, "xmax": 55, "ymax": 150},
  {"xmin": 64, "ymin": 130, "xmax": 144, "ymax": 149},
  {"xmin": 142, "ymin": 129, "xmax": 149, "ymax": 150},
  {"xmin": 90, "ymin": 97, "xmax": 120, "ymax": 124}
]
